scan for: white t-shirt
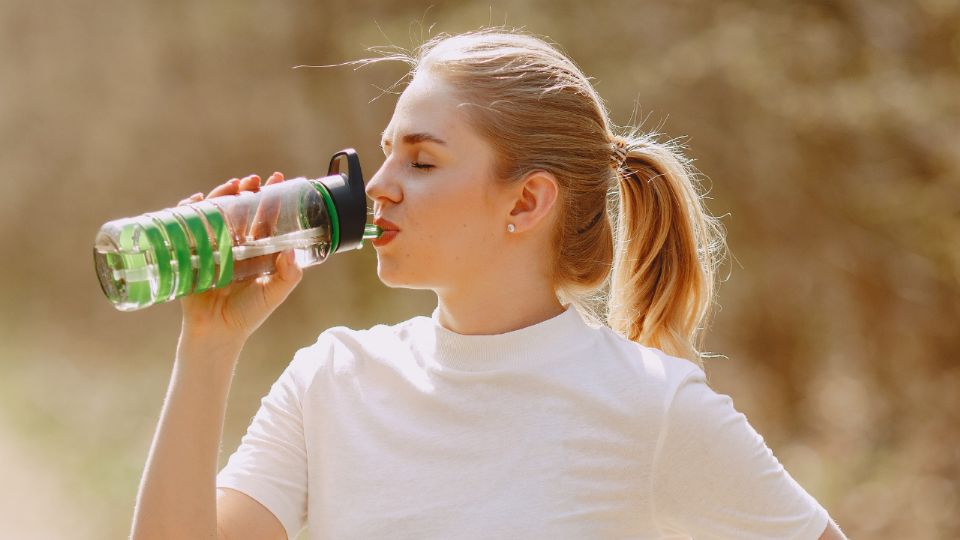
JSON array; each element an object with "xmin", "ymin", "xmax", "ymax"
[{"xmin": 217, "ymin": 304, "xmax": 829, "ymax": 540}]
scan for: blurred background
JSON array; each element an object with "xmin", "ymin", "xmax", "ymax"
[{"xmin": 1, "ymin": 0, "xmax": 958, "ymax": 538}]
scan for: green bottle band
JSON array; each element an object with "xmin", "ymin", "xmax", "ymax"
[
  {"xmin": 312, "ymin": 182, "xmax": 340, "ymax": 253},
  {"xmin": 152, "ymin": 211, "xmax": 195, "ymax": 298},
  {"xmin": 134, "ymin": 216, "xmax": 174, "ymax": 302},
  {"xmin": 171, "ymin": 206, "xmax": 216, "ymax": 293},
  {"xmin": 193, "ymin": 201, "xmax": 234, "ymax": 288},
  {"xmin": 117, "ymin": 220, "xmax": 153, "ymax": 307}
]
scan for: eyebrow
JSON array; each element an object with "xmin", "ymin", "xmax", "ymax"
[{"xmin": 380, "ymin": 131, "xmax": 448, "ymax": 147}]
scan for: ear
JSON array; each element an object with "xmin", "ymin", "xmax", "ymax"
[{"xmin": 507, "ymin": 170, "xmax": 559, "ymax": 234}]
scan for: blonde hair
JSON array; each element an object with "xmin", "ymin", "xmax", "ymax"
[{"xmin": 375, "ymin": 30, "xmax": 726, "ymax": 367}]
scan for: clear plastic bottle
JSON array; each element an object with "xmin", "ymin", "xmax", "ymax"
[{"xmin": 94, "ymin": 149, "xmax": 380, "ymax": 311}]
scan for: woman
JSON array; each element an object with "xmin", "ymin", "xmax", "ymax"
[{"xmin": 130, "ymin": 30, "xmax": 847, "ymax": 539}]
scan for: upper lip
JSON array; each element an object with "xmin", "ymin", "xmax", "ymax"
[{"xmin": 373, "ymin": 216, "xmax": 400, "ymax": 231}]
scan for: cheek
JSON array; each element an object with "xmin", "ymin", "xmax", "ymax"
[
  {"xmin": 435, "ymin": 185, "xmax": 495, "ymax": 232},
  {"xmin": 411, "ymin": 176, "xmax": 486, "ymax": 227},
  {"xmin": 429, "ymin": 205, "xmax": 501, "ymax": 269},
  {"xmin": 384, "ymin": 170, "xmax": 501, "ymax": 281}
]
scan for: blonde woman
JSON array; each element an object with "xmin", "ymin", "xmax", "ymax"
[{"xmin": 131, "ymin": 30, "xmax": 847, "ymax": 540}]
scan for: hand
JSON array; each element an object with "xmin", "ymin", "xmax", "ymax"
[{"xmin": 177, "ymin": 172, "xmax": 304, "ymax": 342}]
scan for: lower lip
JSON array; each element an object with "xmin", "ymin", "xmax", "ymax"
[{"xmin": 371, "ymin": 230, "xmax": 399, "ymax": 247}]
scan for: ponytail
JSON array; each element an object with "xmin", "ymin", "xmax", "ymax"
[{"xmin": 607, "ymin": 130, "xmax": 726, "ymax": 367}]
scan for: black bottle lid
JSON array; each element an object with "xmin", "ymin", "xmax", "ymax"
[{"xmin": 320, "ymin": 149, "xmax": 367, "ymax": 253}]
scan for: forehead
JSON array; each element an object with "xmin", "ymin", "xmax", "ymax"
[{"xmin": 382, "ymin": 73, "xmax": 467, "ymax": 142}]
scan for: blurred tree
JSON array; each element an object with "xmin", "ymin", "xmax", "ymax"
[{"xmin": 0, "ymin": 0, "xmax": 956, "ymax": 537}]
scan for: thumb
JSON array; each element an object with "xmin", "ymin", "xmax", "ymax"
[
  {"xmin": 278, "ymin": 250, "xmax": 303, "ymax": 283},
  {"xmin": 262, "ymin": 250, "xmax": 303, "ymax": 305}
]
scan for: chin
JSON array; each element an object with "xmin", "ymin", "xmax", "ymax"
[
  {"xmin": 376, "ymin": 260, "xmax": 411, "ymax": 288},
  {"xmin": 375, "ymin": 261, "xmax": 434, "ymax": 290}
]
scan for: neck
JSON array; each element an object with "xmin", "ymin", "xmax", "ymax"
[{"xmin": 433, "ymin": 274, "xmax": 565, "ymax": 336}]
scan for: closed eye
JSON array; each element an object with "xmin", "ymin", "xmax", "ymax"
[{"xmin": 411, "ymin": 162, "xmax": 435, "ymax": 170}]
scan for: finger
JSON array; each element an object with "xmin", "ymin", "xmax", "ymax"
[
  {"xmin": 262, "ymin": 250, "xmax": 303, "ymax": 304},
  {"xmin": 227, "ymin": 201, "xmax": 250, "ymax": 242},
  {"xmin": 265, "ymin": 171, "xmax": 284, "ymax": 185},
  {"xmin": 229, "ymin": 176, "xmax": 262, "ymax": 241},
  {"xmin": 207, "ymin": 178, "xmax": 241, "ymax": 199},
  {"xmin": 251, "ymin": 199, "xmax": 283, "ymax": 239},
  {"xmin": 277, "ymin": 249, "xmax": 302, "ymax": 283},
  {"xmin": 250, "ymin": 196, "xmax": 281, "ymax": 239},
  {"xmin": 238, "ymin": 174, "xmax": 261, "ymax": 192},
  {"xmin": 225, "ymin": 176, "xmax": 260, "ymax": 239},
  {"xmin": 250, "ymin": 173, "xmax": 285, "ymax": 239},
  {"xmin": 178, "ymin": 192, "xmax": 204, "ymax": 206}
]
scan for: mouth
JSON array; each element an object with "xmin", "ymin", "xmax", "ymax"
[
  {"xmin": 373, "ymin": 216, "xmax": 400, "ymax": 231},
  {"xmin": 371, "ymin": 229, "xmax": 399, "ymax": 247},
  {"xmin": 371, "ymin": 216, "xmax": 400, "ymax": 248}
]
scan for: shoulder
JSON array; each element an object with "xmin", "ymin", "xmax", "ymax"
[
  {"xmin": 555, "ymin": 320, "xmax": 706, "ymax": 421},
  {"xmin": 320, "ymin": 314, "xmax": 430, "ymax": 361},
  {"xmin": 588, "ymin": 322, "xmax": 704, "ymax": 392},
  {"xmin": 283, "ymin": 314, "xmax": 430, "ymax": 383}
]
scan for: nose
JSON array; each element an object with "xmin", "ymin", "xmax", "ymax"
[{"xmin": 365, "ymin": 158, "xmax": 403, "ymax": 209}]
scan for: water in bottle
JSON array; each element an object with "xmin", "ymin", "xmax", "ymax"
[{"xmin": 94, "ymin": 149, "xmax": 381, "ymax": 311}]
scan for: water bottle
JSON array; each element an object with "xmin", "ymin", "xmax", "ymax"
[{"xmin": 94, "ymin": 149, "xmax": 381, "ymax": 311}]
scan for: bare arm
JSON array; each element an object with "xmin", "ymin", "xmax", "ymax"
[
  {"xmin": 130, "ymin": 331, "xmax": 270, "ymax": 539},
  {"xmin": 130, "ymin": 329, "xmax": 288, "ymax": 540},
  {"xmin": 818, "ymin": 518, "xmax": 848, "ymax": 540},
  {"xmin": 129, "ymin": 173, "xmax": 302, "ymax": 540}
]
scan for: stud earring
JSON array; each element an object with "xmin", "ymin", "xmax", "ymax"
[{"xmin": 507, "ymin": 223, "xmax": 516, "ymax": 233}]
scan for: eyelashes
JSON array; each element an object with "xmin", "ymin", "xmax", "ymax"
[{"xmin": 379, "ymin": 151, "xmax": 435, "ymax": 171}]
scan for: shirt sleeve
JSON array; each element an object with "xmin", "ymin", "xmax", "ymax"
[
  {"xmin": 651, "ymin": 367, "xmax": 830, "ymax": 540},
  {"xmin": 216, "ymin": 344, "xmax": 323, "ymax": 540}
]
